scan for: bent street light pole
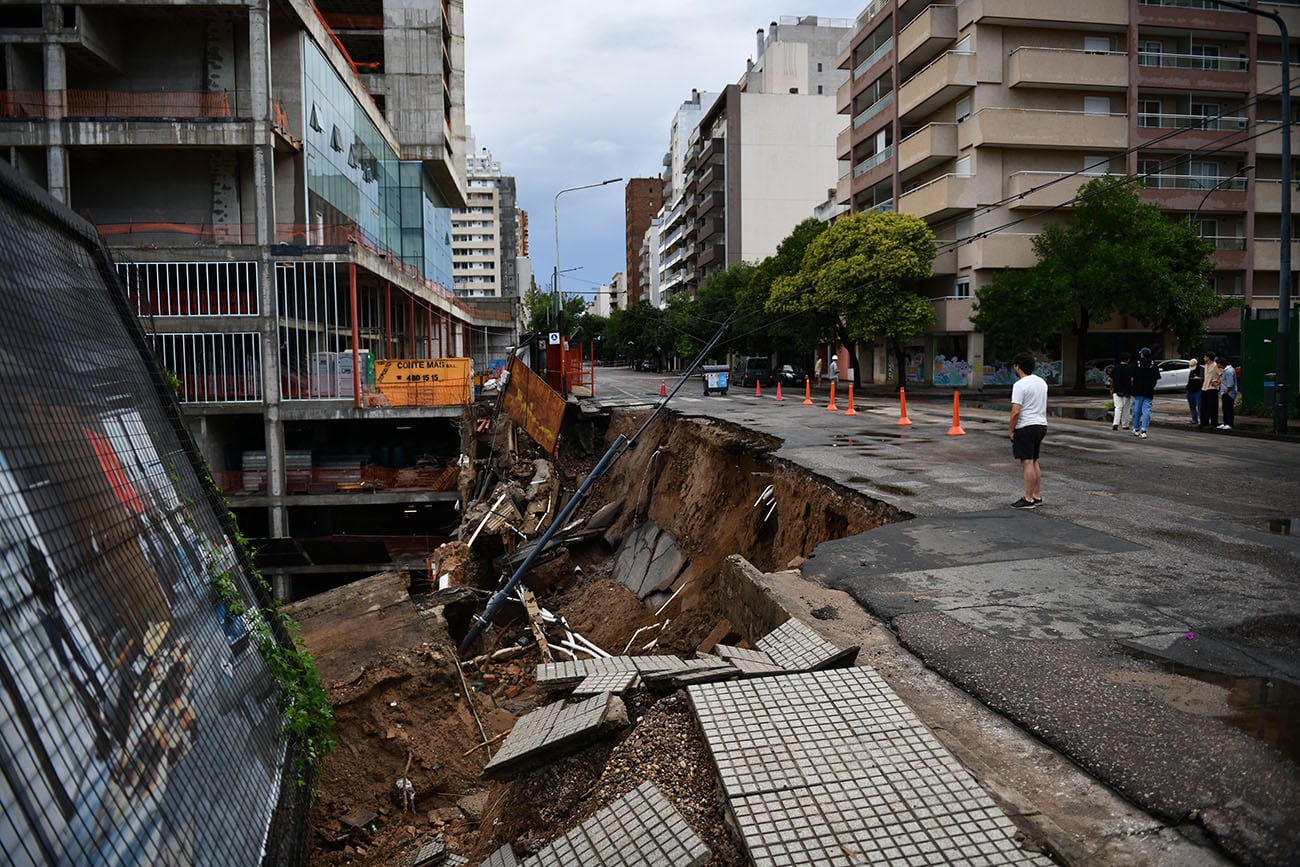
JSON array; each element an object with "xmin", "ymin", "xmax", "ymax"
[
  {"xmin": 1210, "ymin": 0, "xmax": 1290, "ymax": 430},
  {"xmin": 1192, "ymin": 164, "xmax": 1254, "ymax": 227}
]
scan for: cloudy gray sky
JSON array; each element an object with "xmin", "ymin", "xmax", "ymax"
[{"xmin": 463, "ymin": 2, "xmax": 868, "ymax": 304}]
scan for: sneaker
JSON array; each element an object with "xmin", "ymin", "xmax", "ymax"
[
  {"xmin": 1220, "ymin": 424, "xmax": 1232, "ymax": 430},
  {"xmin": 1011, "ymin": 497, "xmax": 1037, "ymax": 510},
  {"xmin": 1139, "ymin": 431, "xmax": 1148, "ymax": 439},
  {"xmin": 1133, "ymin": 429, "xmax": 1142, "ymax": 436},
  {"xmin": 1031, "ymin": 496, "xmax": 1044, "ymax": 506},
  {"xmin": 1112, "ymin": 424, "xmax": 1119, "ymax": 430}
]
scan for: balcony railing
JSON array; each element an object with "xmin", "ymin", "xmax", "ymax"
[
  {"xmin": 1137, "ymin": 111, "xmax": 1248, "ymax": 131},
  {"xmin": 869, "ymin": 198, "xmax": 895, "ymax": 213},
  {"xmin": 854, "ymin": 145, "xmax": 894, "ymax": 177},
  {"xmin": 1143, "ymin": 173, "xmax": 1248, "ymax": 190},
  {"xmin": 853, "ymin": 93, "xmax": 893, "ymax": 129},
  {"xmin": 854, "ymin": 38, "xmax": 894, "ymax": 78},
  {"xmin": 1137, "ymin": 51, "xmax": 1248, "ymax": 72},
  {"xmin": 1202, "ymin": 235, "xmax": 1247, "ymax": 250}
]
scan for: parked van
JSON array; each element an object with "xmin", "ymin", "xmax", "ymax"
[{"xmin": 732, "ymin": 356, "xmax": 775, "ymax": 389}]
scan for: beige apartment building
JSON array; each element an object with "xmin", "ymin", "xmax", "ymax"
[{"xmin": 837, "ymin": 0, "xmax": 1298, "ymax": 388}]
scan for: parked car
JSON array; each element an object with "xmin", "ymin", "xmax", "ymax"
[
  {"xmin": 777, "ymin": 363, "xmax": 806, "ymax": 385},
  {"xmin": 1154, "ymin": 358, "xmax": 1192, "ymax": 391},
  {"xmin": 732, "ymin": 356, "xmax": 775, "ymax": 388}
]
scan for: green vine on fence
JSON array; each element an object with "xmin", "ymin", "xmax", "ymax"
[{"xmin": 210, "ymin": 535, "xmax": 337, "ymax": 783}]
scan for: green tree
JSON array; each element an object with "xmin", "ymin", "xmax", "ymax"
[
  {"xmin": 767, "ymin": 211, "xmax": 936, "ymax": 384},
  {"xmin": 607, "ymin": 301, "xmax": 669, "ymax": 365},
  {"xmin": 972, "ymin": 177, "xmax": 1228, "ymax": 391},
  {"xmin": 520, "ymin": 276, "xmax": 587, "ymax": 334},
  {"xmin": 742, "ymin": 218, "xmax": 829, "ymax": 361}
]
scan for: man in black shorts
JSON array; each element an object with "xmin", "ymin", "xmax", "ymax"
[{"xmin": 1009, "ymin": 352, "xmax": 1048, "ymax": 509}]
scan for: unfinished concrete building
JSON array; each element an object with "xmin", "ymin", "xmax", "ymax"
[{"xmin": 0, "ymin": 0, "xmax": 517, "ymax": 599}]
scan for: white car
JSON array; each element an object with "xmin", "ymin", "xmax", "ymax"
[{"xmin": 1154, "ymin": 359, "xmax": 1192, "ymax": 391}]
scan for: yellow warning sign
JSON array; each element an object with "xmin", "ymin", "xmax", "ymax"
[{"xmin": 375, "ymin": 357, "xmax": 471, "ymax": 385}]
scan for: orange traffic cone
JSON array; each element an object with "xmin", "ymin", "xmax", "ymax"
[
  {"xmin": 755, "ymin": 380, "xmax": 762, "ymax": 397},
  {"xmin": 775, "ymin": 381, "xmax": 784, "ymax": 401},
  {"xmin": 844, "ymin": 383, "xmax": 858, "ymax": 416},
  {"xmin": 802, "ymin": 377, "xmax": 813, "ymax": 405},
  {"xmin": 660, "ymin": 378, "xmax": 667, "ymax": 397},
  {"xmin": 897, "ymin": 387, "xmax": 912, "ymax": 426},
  {"xmin": 946, "ymin": 390, "xmax": 966, "ymax": 436},
  {"xmin": 826, "ymin": 382, "xmax": 839, "ymax": 411}
]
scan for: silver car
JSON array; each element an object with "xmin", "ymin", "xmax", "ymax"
[{"xmin": 1154, "ymin": 358, "xmax": 1192, "ymax": 391}]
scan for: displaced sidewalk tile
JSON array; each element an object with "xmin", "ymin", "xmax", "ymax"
[
  {"xmin": 536, "ymin": 654, "xmax": 685, "ymax": 688},
  {"xmin": 483, "ymin": 692, "xmax": 629, "ymax": 780},
  {"xmin": 613, "ymin": 521, "xmax": 687, "ymax": 600},
  {"xmin": 482, "ymin": 844, "xmax": 521, "ymax": 867},
  {"xmin": 687, "ymin": 669, "xmax": 1051, "ymax": 866},
  {"xmin": 756, "ymin": 617, "xmax": 859, "ymax": 671},
  {"xmin": 713, "ymin": 644, "xmax": 788, "ymax": 676},
  {"xmin": 523, "ymin": 781, "xmax": 710, "ymax": 867},
  {"xmin": 571, "ymin": 670, "xmax": 639, "ymax": 697}
]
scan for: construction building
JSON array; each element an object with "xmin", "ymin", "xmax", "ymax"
[
  {"xmin": 836, "ymin": 0, "xmax": 1298, "ymax": 387},
  {"xmin": 0, "ymin": 0, "xmax": 518, "ymax": 599},
  {"xmin": 453, "ymin": 133, "xmax": 527, "ymax": 304}
]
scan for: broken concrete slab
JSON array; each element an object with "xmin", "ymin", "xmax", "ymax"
[
  {"xmin": 639, "ymin": 657, "xmax": 734, "ymax": 684},
  {"xmin": 613, "ymin": 520, "xmax": 687, "ymax": 600},
  {"xmin": 483, "ymin": 692, "xmax": 629, "ymax": 780},
  {"xmin": 712, "ymin": 644, "xmax": 787, "ymax": 677},
  {"xmin": 535, "ymin": 654, "xmax": 688, "ymax": 688},
  {"xmin": 522, "ymin": 781, "xmax": 710, "ymax": 867},
  {"xmin": 411, "ymin": 837, "xmax": 444, "ymax": 867},
  {"xmin": 756, "ymin": 617, "xmax": 859, "ymax": 672}
]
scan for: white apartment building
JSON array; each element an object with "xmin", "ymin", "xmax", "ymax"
[{"xmin": 452, "ymin": 134, "xmax": 525, "ymax": 299}]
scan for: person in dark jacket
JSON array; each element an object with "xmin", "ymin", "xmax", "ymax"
[
  {"xmin": 1129, "ymin": 347, "xmax": 1161, "ymax": 439},
  {"xmin": 1110, "ymin": 352, "xmax": 1133, "ymax": 430},
  {"xmin": 1185, "ymin": 357, "xmax": 1203, "ymax": 425}
]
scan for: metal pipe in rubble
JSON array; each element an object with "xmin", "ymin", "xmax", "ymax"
[{"xmin": 456, "ymin": 319, "xmax": 732, "ymax": 655}]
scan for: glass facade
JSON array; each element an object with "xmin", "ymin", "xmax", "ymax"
[{"xmin": 302, "ymin": 38, "xmax": 453, "ymax": 289}]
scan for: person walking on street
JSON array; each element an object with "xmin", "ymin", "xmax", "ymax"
[
  {"xmin": 1129, "ymin": 347, "xmax": 1161, "ymax": 438},
  {"xmin": 1217, "ymin": 356, "xmax": 1237, "ymax": 430},
  {"xmin": 814, "ymin": 356, "xmax": 824, "ymax": 387},
  {"xmin": 1110, "ymin": 352, "xmax": 1133, "ymax": 430},
  {"xmin": 1200, "ymin": 353, "xmax": 1221, "ymax": 430},
  {"xmin": 1009, "ymin": 352, "xmax": 1047, "ymax": 510},
  {"xmin": 828, "ymin": 356, "xmax": 839, "ymax": 388},
  {"xmin": 1185, "ymin": 357, "xmax": 1203, "ymax": 425}
]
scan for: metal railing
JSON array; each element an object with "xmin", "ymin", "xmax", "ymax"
[
  {"xmin": 1137, "ymin": 51, "xmax": 1249, "ymax": 71},
  {"xmin": 1137, "ymin": 111, "xmax": 1248, "ymax": 130},
  {"xmin": 854, "ymin": 93, "xmax": 893, "ymax": 129},
  {"xmin": 149, "ymin": 332, "xmax": 263, "ymax": 403},
  {"xmin": 1143, "ymin": 173, "xmax": 1249, "ymax": 190},
  {"xmin": 120, "ymin": 261, "xmax": 260, "ymax": 317},
  {"xmin": 855, "ymin": 38, "xmax": 894, "ymax": 79},
  {"xmin": 854, "ymin": 145, "xmax": 894, "ymax": 176},
  {"xmin": 0, "ymin": 89, "xmax": 249, "ymax": 119}
]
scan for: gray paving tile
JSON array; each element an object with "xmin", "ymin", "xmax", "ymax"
[
  {"xmin": 755, "ymin": 618, "xmax": 858, "ymax": 671},
  {"xmin": 481, "ymin": 843, "xmax": 521, "ymax": 867},
  {"xmin": 571, "ymin": 670, "xmax": 639, "ymax": 696},
  {"xmin": 483, "ymin": 693, "xmax": 626, "ymax": 779}
]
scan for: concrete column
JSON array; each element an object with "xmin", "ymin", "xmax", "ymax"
[
  {"xmin": 42, "ymin": 39, "xmax": 68, "ymax": 202},
  {"xmin": 967, "ymin": 332, "xmax": 985, "ymax": 392},
  {"xmin": 248, "ymin": 4, "xmax": 274, "ymax": 247},
  {"xmin": 272, "ymin": 570, "xmax": 293, "ymax": 603}
]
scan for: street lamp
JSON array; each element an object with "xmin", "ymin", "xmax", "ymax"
[
  {"xmin": 1207, "ymin": 0, "xmax": 1290, "ymax": 430},
  {"xmin": 553, "ymin": 178, "xmax": 622, "ymax": 334},
  {"xmin": 1192, "ymin": 164, "xmax": 1254, "ymax": 229}
]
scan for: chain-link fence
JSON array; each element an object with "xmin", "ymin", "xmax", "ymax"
[{"xmin": 0, "ymin": 162, "xmax": 309, "ymax": 865}]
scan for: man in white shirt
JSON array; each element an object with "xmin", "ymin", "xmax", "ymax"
[{"xmin": 1008, "ymin": 352, "xmax": 1048, "ymax": 509}]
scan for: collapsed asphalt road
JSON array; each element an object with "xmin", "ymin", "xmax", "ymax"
[{"xmin": 590, "ymin": 367, "xmax": 1300, "ymax": 865}]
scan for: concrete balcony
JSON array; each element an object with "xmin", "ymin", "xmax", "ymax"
[
  {"xmin": 930, "ymin": 297, "xmax": 974, "ymax": 332},
  {"xmin": 1256, "ymin": 121, "xmax": 1300, "ymax": 155},
  {"xmin": 1007, "ymin": 172, "xmax": 1091, "ymax": 209},
  {"xmin": 1008, "ymin": 48, "xmax": 1128, "ymax": 90},
  {"xmin": 965, "ymin": 107, "xmax": 1127, "ymax": 150},
  {"xmin": 899, "ymin": 51, "xmax": 975, "ymax": 121},
  {"xmin": 899, "ymin": 173, "xmax": 976, "ymax": 220},
  {"xmin": 837, "ymin": 76, "xmax": 852, "ymax": 115},
  {"xmin": 837, "ymin": 124, "xmax": 853, "ymax": 162},
  {"xmin": 1254, "ymin": 60, "xmax": 1300, "ymax": 95},
  {"xmin": 898, "ymin": 5, "xmax": 957, "ymax": 77},
  {"xmin": 697, "ymin": 217, "xmax": 723, "ymax": 242},
  {"xmin": 1255, "ymin": 179, "xmax": 1285, "ymax": 213},
  {"xmin": 960, "ymin": 0, "xmax": 1127, "ymax": 28},
  {"xmin": 697, "ymin": 191, "xmax": 722, "ymax": 217},
  {"xmin": 969, "ymin": 233, "xmax": 1037, "ymax": 269},
  {"xmin": 1253, "ymin": 238, "xmax": 1300, "ymax": 271},
  {"xmin": 898, "ymin": 122, "xmax": 957, "ymax": 177},
  {"xmin": 930, "ymin": 243, "xmax": 957, "ymax": 275}
]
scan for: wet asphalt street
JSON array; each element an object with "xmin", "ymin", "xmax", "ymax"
[{"xmin": 588, "ymin": 367, "xmax": 1300, "ymax": 865}]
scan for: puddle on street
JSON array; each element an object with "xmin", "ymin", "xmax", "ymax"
[
  {"xmin": 1257, "ymin": 517, "xmax": 1293, "ymax": 535},
  {"xmin": 1123, "ymin": 647, "xmax": 1300, "ymax": 762},
  {"xmin": 846, "ymin": 476, "xmax": 916, "ymax": 496}
]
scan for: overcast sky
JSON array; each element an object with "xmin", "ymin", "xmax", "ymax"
[{"xmin": 463, "ymin": 2, "xmax": 868, "ymax": 303}]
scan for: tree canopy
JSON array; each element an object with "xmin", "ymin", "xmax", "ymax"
[
  {"xmin": 521, "ymin": 276, "xmax": 587, "ymax": 334},
  {"xmin": 767, "ymin": 211, "xmax": 936, "ymax": 382},
  {"xmin": 972, "ymin": 177, "xmax": 1230, "ymax": 389}
]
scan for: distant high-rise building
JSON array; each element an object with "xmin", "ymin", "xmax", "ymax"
[
  {"xmin": 625, "ymin": 179, "xmax": 663, "ymax": 306},
  {"xmin": 452, "ymin": 133, "xmax": 527, "ymax": 299}
]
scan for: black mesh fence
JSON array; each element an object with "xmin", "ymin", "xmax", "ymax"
[{"xmin": 0, "ymin": 162, "xmax": 308, "ymax": 864}]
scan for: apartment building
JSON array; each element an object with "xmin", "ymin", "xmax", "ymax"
[
  {"xmin": 0, "ymin": 0, "xmax": 516, "ymax": 598},
  {"xmin": 837, "ymin": 0, "xmax": 1298, "ymax": 387},
  {"xmin": 453, "ymin": 135, "xmax": 526, "ymax": 301},
  {"xmin": 667, "ymin": 16, "xmax": 853, "ymax": 299},
  {"xmin": 654, "ymin": 89, "xmax": 714, "ymax": 304},
  {"xmin": 624, "ymin": 177, "xmax": 663, "ymax": 306}
]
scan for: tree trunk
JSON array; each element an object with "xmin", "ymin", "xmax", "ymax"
[
  {"xmin": 1071, "ymin": 308, "xmax": 1092, "ymax": 395},
  {"xmin": 833, "ymin": 318, "xmax": 861, "ymax": 386}
]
